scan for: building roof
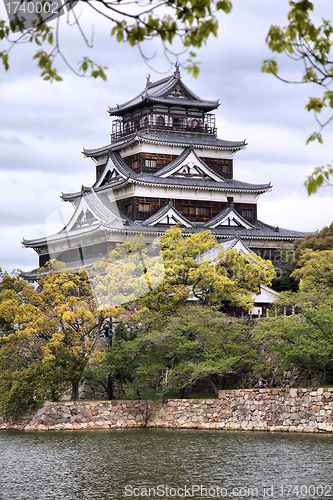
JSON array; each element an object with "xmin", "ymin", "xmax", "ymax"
[
  {"xmin": 104, "ymin": 173, "xmax": 271, "ymax": 195},
  {"xmin": 139, "ymin": 200, "xmax": 194, "ymax": 227},
  {"xmin": 23, "ymin": 193, "xmax": 307, "ymax": 249},
  {"xmin": 63, "ymin": 177, "xmax": 271, "ymax": 201},
  {"xmin": 155, "ymin": 146, "xmax": 225, "ymax": 181},
  {"xmin": 197, "ymin": 238, "xmax": 252, "ymax": 262},
  {"xmin": 63, "ymin": 149, "xmax": 271, "ymax": 201},
  {"xmin": 108, "ymin": 64, "xmax": 219, "ymax": 116},
  {"xmin": 83, "ymin": 131, "xmax": 247, "ymax": 158},
  {"xmin": 206, "ymin": 205, "xmax": 256, "ymax": 229}
]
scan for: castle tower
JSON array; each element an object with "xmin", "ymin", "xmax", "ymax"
[{"xmin": 22, "ymin": 65, "xmax": 306, "ymax": 274}]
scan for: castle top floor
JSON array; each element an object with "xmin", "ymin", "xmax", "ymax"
[{"xmin": 109, "ymin": 64, "xmax": 219, "ymax": 143}]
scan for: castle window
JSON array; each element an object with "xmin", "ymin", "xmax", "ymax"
[
  {"xmin": 145, "ymin": 159, "xmax": 157, "ymax": 169},
  {"xmin": 183, "ymin": 206, "xmax": 210, "ymax": 216},
  {"xmin": 198, "ymin": 207, "xmax": 209, "ymax": 216},
  {"xmin": 173, "ymin": 117, "xmax": 182, "ymax": 130},
  {"xmin": 156, "ymin": 115, "xmax": 165, "ymax": 127},
  {"xmin": 138, "ymin": 203, "xmax": 150, "ymax": 212},
  {"xmin": 242, "ymin": 209, "xmax": 253, "ymax": 219},
  {"xmin": 144, "ymin": 117, "xmax": 150, "ymax": 128}
]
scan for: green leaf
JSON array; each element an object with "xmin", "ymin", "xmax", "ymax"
[
  {"xmin": 306, "ymin": 131, "xmax": 323, "ymax": 144},
  {"xmin": 262, "ymin": 59, "xmax": 278, "ymax": 74},
  {"xmin": 216, "ymin": 1, "xmax": 232, "ymax": 14}
]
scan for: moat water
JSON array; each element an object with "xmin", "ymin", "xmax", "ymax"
[{"xmin": 0, "ymin": 429, "xmax": 332, "ymax": 500}]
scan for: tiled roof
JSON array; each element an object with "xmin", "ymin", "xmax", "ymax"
[
  {"xmin": 108, "ymin": 150, "xmax": 134, "ymax": 178},
  {"xmin": 126, "ymin": 131, "xmax": 246, "ymax": 150},
  {"xmin": 69, "ymin": 175, "xmax": 271, "ymax": 197},
  {"xmin": 83, "ymin": 131, "xmax": 247, "ymax": 157},
  {"xmin": 155, "ymin": 147, "xmax": 194, "ymax": 177},
  {"xmin": 22, "ymin": 198, "xmax": 308, "ymax": 249},
  {"xmin": 82, "ymin": 187, "xmax": 128, "ymax": 229},
  {"xmin": 206, "ymin": 205, "xmax": 256, "ymax": 229},
  {"xmin": 212, "ymin": 220, "xmax": 307, "ymax": 240},
  {"xmin": 108, "ymin": 67, "xmax": 219, "ymax": 116},
  {"xmin": 139, "ymin": 200, "xmax": 194, "ymax": 227},
  {"xmin": 155, "ymin": 146, "xmax": 225, "ymax": 181},
  {"xmin": 83, "ymin": 144, "xmax": 111, "ymax": 157},
  {"xmin": 80, "ymin": 148, "xmax": 271, "ymax": 195},
  {"xmin": 97, "ymin": 172, "xmax": 271, "ymax": 193},
  {"xmin": 65, "ymin": 149, "xmax": 266, "ymax": 200},
  {"xmin": 197, "ymin": 238, "xmax": 252, "ymax": 262},
  {"xmin": 22, "ymin": 222, "xmax": 103, "ymax": 247}
]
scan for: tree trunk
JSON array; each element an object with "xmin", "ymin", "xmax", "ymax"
[
  {"xmin": 107, "ymin": 373, "xmax": 114, "ymax": 400},
  {"xmin": 208, "ymin": 376, "xmax": 220, "ymax": 397},
  {"xmin": 180, "ymin": 386, "xmax": 189, "ymax": 398},
  {"xmin": 71, "ymin": 380, "xmax": 79, "ymax": 401}
]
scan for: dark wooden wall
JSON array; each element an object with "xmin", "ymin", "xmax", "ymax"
[
  {"xmin": 118, "ymin": 197, "xmax": 257, "ymax": 223},
  {"xmin": 123, "ymin": 153, "xmax": 177, "ymax": 173},
  {"xmin": 200, "ymin": 157, "xmax": 233, "ymax": 179},
  {"xmin": 96, "ymin": 153, "xmax": 234, "ymax": 181}
]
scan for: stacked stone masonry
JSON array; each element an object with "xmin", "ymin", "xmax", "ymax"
[{"xmin": 1, "ymin": 388, "xmax": 332, "ymax": 433}]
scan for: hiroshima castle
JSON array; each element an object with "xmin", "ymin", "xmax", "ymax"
[{"xmin": 22, "ymin": 64, "xmax": 306, "ymax": 276}]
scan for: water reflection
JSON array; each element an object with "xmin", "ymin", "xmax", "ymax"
[{"xmin": 0, "ymin": 429, "xmax": 332, "ymax": 499}]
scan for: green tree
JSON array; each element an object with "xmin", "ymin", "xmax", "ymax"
[
  {"xmin": 84, "ymin": 227, "xmax": 274, "ymax": 397},
  {"xmin": 256, "ymin": 245, "xmax": 333, "ymax": 386},
  {"xmin": 18, "ymin": 263, "xmax": 114, "ymax": 400},
  {"xmin": 0, "ymin": 269, "xmax": 34, "ymax": 335},
  {"xmin": 0, "ymin": 262, "xmax": 119, "ymax": 420},
  {"xmin": 0, "ymin": 0, "xmax": 232, "ymax": 81},
  {"xmin": 263, "ymin": 0, "xmax": 333, "ymax": 194},
  {"xmin": 88, "ymin": 227, "xmax": 275, "ymax": 314},
  {"xmin": 85, "ymin": 304, "xmax": 258, "ymax": 399},
  {"xmin": 255, "ymin": 291, "xmax": 333, "ymax": 386},
  {"xmin": 115, "ymin": 304, "xmax": 258, "ymax": 398},
  {"xmin": 88, "ymin": 235, "xmax": 165, "ymax": 309},
  {"xmin": 270, "ymin": 223, "xmax": 333, "ymax": 292},
  {"xmin": 291, "ymin": 249, "xmax": 333, "ymax": 292},
  {"xmin": 0, "ymin": 322, "xmax": 69, "ymax": 420},
  {"xmin": 294, "ymin": 222, "xmax": 333, "ymax": 258},
  {"xmin": 141, "ymin": 225, "xmax": 275, "ymax": 313}
]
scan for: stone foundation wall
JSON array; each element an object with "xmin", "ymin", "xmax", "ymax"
[{"xmin": 1, "ymin": 387, "xmax": 332, "ymax": 433}]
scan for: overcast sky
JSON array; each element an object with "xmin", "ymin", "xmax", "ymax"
[{"xmin": 0, "ymin": 0, "xmax": 332, "ymax": 274}]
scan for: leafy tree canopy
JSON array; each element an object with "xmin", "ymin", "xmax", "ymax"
[
  {"xmin": 255, "ymin": 290, "xmax": 333, "ymax": 386},
  {"xmin": 89, "ymin": 226, "xmax": 275, "ymax": 314},
  {"xmin": 0, "ymin": 0, "xmax": 232, "ymax": 81},
  {"xmin": 0, "ymin": 262, "xmax": 121, "ymax": 420},
  {"xmin": 291, "ymin": 248, "xmax": 333, "ymax": 293},
  {"xmin": 91, "ymin": 304, "xmax": 258, "ymax": 399},
  {"xmin": 294, "ymin": 221, "xmax": 333, "ymax": 258},
  {"xmin": 262, "ymin": 0, "xmax": 333, "ymax": 194},
  {"xmin": 1, "ymin": 1, "xmax": 332, "ymax": 195},
  {"xmin": 272, "ymin": 223, "xmax": 333, "ymax": 292},
  {"xmin": 0, "ymin": 269, "xmax": 34, "ymax": 335}
]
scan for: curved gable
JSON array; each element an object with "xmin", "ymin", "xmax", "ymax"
[
  {"xmin": 207, "ymin": 207, "xmax": 255, "ymax": 230},
  {"xmin": 156, "ymin": 148, "xmax": 225, "ymax": 182}
]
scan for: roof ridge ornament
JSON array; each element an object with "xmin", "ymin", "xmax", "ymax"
[
  {"xmin": 174, "ymin": 62, "xmax": 181, "ymax": 78},
  {"xmin": 146, "ymin": 74, "xmax": 151, "ymax": 87}
]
